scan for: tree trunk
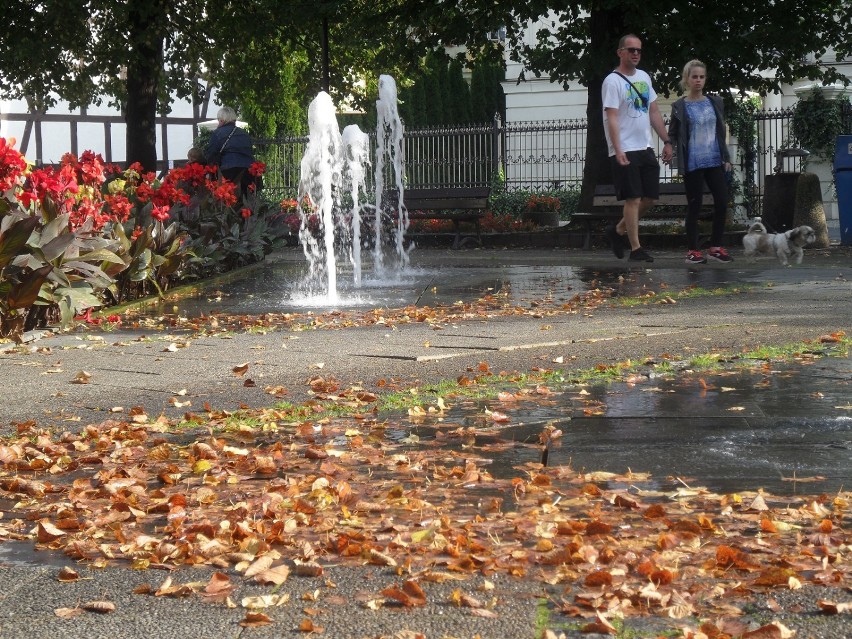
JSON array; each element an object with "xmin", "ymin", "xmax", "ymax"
[
  {"xmin": 579, "ymin": 6, "xmax": 627, "ymax": 210},
  {"xmin": 125, "ymin": 3, "xmax": 165, "ymax": 172}
]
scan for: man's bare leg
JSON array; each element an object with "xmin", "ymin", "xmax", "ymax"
[{"xmin": 616, "ymin": 197, "xmax": 657, "ymax": 250}]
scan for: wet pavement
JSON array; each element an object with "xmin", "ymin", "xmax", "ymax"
[
  {"xmin": 0, "ymin": 244, "xmax": 850, "ymax": 639},
  {"xmin": 420, "ymin": 354, "xmax": 852, "ymax": 495},
  {"xmin": 129, "ymin": 244, "xmax": 851, "ymax": 317}
]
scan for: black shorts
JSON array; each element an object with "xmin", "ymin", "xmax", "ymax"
[{"xmin": 610, "ymin": 148, "xmax": 660, "ymax": 200}]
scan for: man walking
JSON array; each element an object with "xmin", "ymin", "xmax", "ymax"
[{"xmin": 602, "ymin": 34, "xmax": 672, "ymax": 262}]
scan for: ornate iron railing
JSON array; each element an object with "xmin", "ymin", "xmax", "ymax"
[{"xmin": 257, "ymin": 109, "xmax": 799, "ymax": 217}]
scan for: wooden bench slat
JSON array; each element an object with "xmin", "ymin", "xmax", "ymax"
[
  {"xmin": 386, "ymin": 187, "xmax": 491, "ymax": 249},
  {"xmin": 579, "ymin": 182, "xmax": 720, "ymax": 249}
]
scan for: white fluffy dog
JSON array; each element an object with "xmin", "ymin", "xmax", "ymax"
[{"xmin": 742, "ymin": 221, "xmax": 816, "ymax": 265}]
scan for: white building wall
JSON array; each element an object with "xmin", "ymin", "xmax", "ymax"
[{"xmin": 0, "ymin": 90, "xmax": 212, "ymax": 167}]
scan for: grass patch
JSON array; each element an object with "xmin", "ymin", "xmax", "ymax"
[
  {"xmin": 613, "ymin": 284, "xmax": 750, "ymax": 307},
  {"xmin": 158, "ymin": 334, "xmax": 849, "ymax": 430}
]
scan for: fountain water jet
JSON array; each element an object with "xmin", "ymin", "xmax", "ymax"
[
  {"xmin": 297, "ymin": 92, "xmax": 344, "ymax": 302},
  {"xmin": 295, "ymin": 77, "xmax": 409, "ymax": 302},
  {"xmin": 373, "ymin": 74, "xmax": 408, "ymax": 274}
]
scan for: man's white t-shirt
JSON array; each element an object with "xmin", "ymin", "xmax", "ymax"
[{"xmin": 602, "ymin": 70, "xmax": 657, "ymax": 157}]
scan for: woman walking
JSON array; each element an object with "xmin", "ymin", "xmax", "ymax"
[{"xmin": 667, "ymin": 60, "xmax": 732, "ymax": 263}]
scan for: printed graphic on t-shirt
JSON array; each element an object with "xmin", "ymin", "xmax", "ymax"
[
  {"xmin": 685, "ymin": 99, "xmax": 721, "ymax": 171},
  {"xmin": 625, "ymin": 80, "xmax": 650, "ymax": 117}
]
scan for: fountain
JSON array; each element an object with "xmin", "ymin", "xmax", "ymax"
[{"xmin": 295, "ymin": 76, "xmax": 408, "ymax": 302}]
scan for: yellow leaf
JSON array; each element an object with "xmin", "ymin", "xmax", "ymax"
[{"xmin": 193, "ymin": 460, "xmax": 212, "ymax": 474}]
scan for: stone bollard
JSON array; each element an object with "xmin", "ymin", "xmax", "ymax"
[{"xmin": 793, "ymin": 172, "xmax": 830, "ymax": 248}]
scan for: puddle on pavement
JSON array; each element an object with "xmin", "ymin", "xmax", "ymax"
[
  {"xmin": 137, "ymin": 251, "xmax": 848, "ymax": 323},
  {"xmin": 395, "ymin": 354, "xmax": 851, "ymax": 496},
  {"xmin": 138, "ymin": 254, "xmax": 743, "ymax": 320},
  {"xmin": 0, "ymin": 539, "xmax": 76, "ymax": 569}
]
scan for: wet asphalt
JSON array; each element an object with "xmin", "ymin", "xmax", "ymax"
[{"xmin": 0, "ymin": 243, "xmax": 850, "ymax": 638}]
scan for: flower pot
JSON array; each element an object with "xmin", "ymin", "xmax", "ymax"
[{"xmin": 523, "ymin": 210, "xmax": 560, "ymax": 227}]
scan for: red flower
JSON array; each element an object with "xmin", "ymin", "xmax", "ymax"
[
  {"xmin": 0, "ymin": 137, "xmax": 28, "ymax": 191},
  {"xmin": 135, "ymin": 182, "xmax": 153, "ymax": 203},
  {"xmin": 104, "ymin": 193, "xmax": 133, "ymax": 222},
  {"xmin": 151, "ymin": 205, "xmax": 171, "ymax": 222},
  {"xmin": 240, "ymin": 207, "xmax": 252, "ymax": 219},
  {"xmin": 106, "ymin": 314, "xmax": 122, "ymax": 324},
  {"xmin": 248, "ymin": 161, "xmax": 266, "ymax": 177}
]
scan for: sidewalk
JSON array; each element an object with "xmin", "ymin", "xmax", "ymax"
[
  {"xmin": 0, "ymin": 245, "xmax": 850, "ymax": 639},
  {"xmin": 2, "ymin": 245, "xmax": 850, "ymax": 429}
]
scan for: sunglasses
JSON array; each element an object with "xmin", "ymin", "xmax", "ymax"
[{"xmin": 620, "ymin": 47, "xmax": 642, "ymax": 54}]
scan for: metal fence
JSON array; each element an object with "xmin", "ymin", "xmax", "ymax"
[{"xmin": 256, "ymin": 108, "xmax": 801, "ymax": 216}]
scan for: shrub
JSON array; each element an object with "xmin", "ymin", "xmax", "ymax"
[{"xmin": 0, "ymin": 139, "xmax": 281, "ymax": 342}]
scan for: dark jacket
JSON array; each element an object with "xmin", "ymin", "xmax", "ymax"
[
  {"xmin": 667, "ymin": 94, "xmax": 730, "ymax": 174},
  {"xmin": 205, "ymin": 122, "xmax": 255, "ymax": 171}
]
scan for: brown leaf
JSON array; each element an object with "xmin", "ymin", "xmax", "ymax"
[
  {"xmin": 56, "ymin": 566, "xmax": 80, "ymax": 582},
  {"xmin": 741, "ymin": 623, "xmax": 784, "ymax": 638},
  {"xmin": 253, "ymin": 565, "xmax": 291, "ymax": 586},
  {"xmin": 71, "ymin": 370, "xmax": 92, "ymax": 384},
  {"xmin": 37, "ymin": 520, "xmax": 67, "ymax": 543},
  {"xmin": 450, "ymin": 589, "xmax": 484, "ymax": 608},
  {"xmin": 201, "ymin": 572, "xmax": 236, "ymax": 604},
  {"xmin": 54, "ymin": 607, "xmax": 84, "ymax": 618},
  {"xmin": 818, "ymin": 600, "xmax": 852, "ymax": 614},
  {"xmin": 240, "ymin": 611, "xmax": 273, "ymax": 627},
  {"xmin": 366, "ymin": 548, "xmax": 397, "ymax": 567},
  {"xmin": 243, "ymin": 555, "xmax": 274, "ymax": 579},
  {"xmin": 298, "ymin": 618, "xmax": 324, "ymax": 633},
  {"xmin": 584, "ymin": 571, "xmax": 613, "ymax": 588},
  {"xmin": 81, "ymin": 601, "xmax": 116, "ymax": 614},
  {"xmin": 232, "ymin": 363, "xmax": 249, "ymax": 376},
  {"xmin": 293, "ymin": 559, "xmax": 324, "ymax": 577},
  {"xmin": 381, "ymin": 580, "xmax": 427, "ymax": 607}
]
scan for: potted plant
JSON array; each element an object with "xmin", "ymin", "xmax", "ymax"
[{"xmin": 522, "ymin": 194, "xmax": 561, "ymax": 227}]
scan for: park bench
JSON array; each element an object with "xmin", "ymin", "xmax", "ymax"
[
  {"xmin": 399, "ymin": 187, "xmax": 491, "ymax": 249},
  {"xmin": 571, "ymin": 183, "xmax": 713, "ymax": 249}
]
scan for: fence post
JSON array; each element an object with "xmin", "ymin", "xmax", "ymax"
[{"xmin": 492, "ymin": 112, "xmax": 504, "ymax": 186}]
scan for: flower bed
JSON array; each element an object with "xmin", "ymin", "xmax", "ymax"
[{"xmin": 0, "ymin": 139, "xmax": 290, "ymax": 342}]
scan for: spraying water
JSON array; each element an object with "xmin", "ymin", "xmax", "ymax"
[
  {"xmin": 373, "ymin": 74, "xmax": 408, "ymax": 274},
  {"xmin": 341, "ymin": 125, "xmax": 371, "ymax": 288},
  {"xmin": 297, "ymin": 92, "xmax": 344, "ymax": 302},
  {"xmin": 295, "ymin": 77, "xmax": 409, "ymax": 301}
]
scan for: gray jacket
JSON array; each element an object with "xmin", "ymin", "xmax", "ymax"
[{"xmin": 667, "ymin": 95, "xmax": 730, "ymax": 174}]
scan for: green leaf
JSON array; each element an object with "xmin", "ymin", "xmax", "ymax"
[
  {"xmin": 7, "ymin": 264, "xmax": 53, "ymax": 309},
  {"xmin": 0, "ymin": 216, "xmax": 39, "ymax": 270},
  {"xmin": 40, "ymin": 213, "xmax": 70, "ymax": 245},
  {"xmin": 41, "ymin": 232, "xmax": 76, "ymax": 262}
]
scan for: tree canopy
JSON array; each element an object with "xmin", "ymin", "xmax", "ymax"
[
  {"xmin": 2, "ymin": 0, "xmax": 850, "ymax": 183},
  {"xmin": 0, "ymin": 1, "xmax": 478, "ymax": 168},
  {"xmin": 425, "ymin": 0, "xmax": 852, "ymax": 202}
]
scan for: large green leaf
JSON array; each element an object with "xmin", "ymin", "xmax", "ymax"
[
  {"xmin": 40, "ymin": 232, "xmax": 76, "ymax": 262},
  {"xmin": 7, "ymin": 264, "xmax": 53, "ymax": 309},
  {"xmin": 40, "ymin": 213, "xmax": 70, "ymax": 245},
  {"xmin": 0, "ymin": 216, "xmax": 39, "ymax": 270},
  {"xmin": 62, "ymin": 261, "xmax": 115, "ymax": 289},
  {"xmin": 78, "ymin": 248, "xmax": 127, "ymax": 265}
]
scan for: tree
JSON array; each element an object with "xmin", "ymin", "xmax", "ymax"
[
  {"xmin": 0, "ymin": 1, "xmax": 451, "ymax": 169},
  {"xmin": 0, "ymin": 1, "xmax": 227, "ymax": 171},
  {"xmin": 420, "ymin": 1, "xmax": 852, "ymax": 205}
]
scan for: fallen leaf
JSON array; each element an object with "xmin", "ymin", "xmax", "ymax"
[
  {"xmin": 56, "ymin": 566, "xmax": 80, "ymax": 582},
  {"xmin": 81, "ymin": 601, "xmax": 116, "ymax": 614},
  {"xmin": 71, "ymin": 370, "xmax": 92, "ymax": 384},
  {"xmin": 240, "ymin": 611, "xmax": 273, "ymax": 627},
  {"xmin": 818, "ymin": 600, "xmax": 852, "ymax": 614}
]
